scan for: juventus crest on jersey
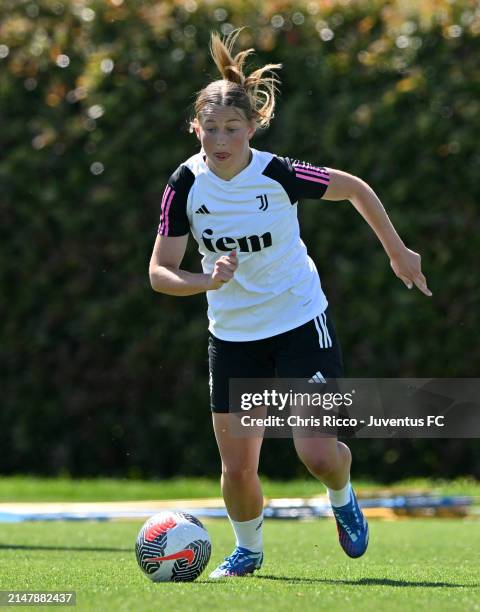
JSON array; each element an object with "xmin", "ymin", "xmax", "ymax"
[{"xmin": 158, "ymin": 148, "xmax": 332, "ymax": 341}]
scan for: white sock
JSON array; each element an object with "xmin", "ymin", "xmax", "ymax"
[
  {"xmin": 327, "ymin": 479, "xmax": 352, "ymax": 508},
  {"xmin": 228, "ymin": 513, "xmax": 263, "ymax": 553}
]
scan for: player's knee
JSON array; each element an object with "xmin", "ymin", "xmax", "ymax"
[
  {"xmin": 222, "ymin": 464, "xmax": 258, "ymax": 484},
  {"xmin": 299, "ymin": 452, "xmax": 338, "ymax": 478}
]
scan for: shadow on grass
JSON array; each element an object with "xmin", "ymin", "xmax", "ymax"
[
  {"xmin": 254, "ymin": 575, "xmax": 479, "ymax": 588},
  {"xmin": 0, "ymin": 544, "xmax": 131, "ymax": 553}
]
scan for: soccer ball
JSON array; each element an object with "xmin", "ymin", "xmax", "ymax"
[{"xmin": 135, "ymin": 511, "xmax": 211, "ymax": 582}]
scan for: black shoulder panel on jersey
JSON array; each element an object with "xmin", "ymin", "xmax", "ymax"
[
  {"xmin": 262, "ymin": 156, "xmax": 299, "ymax": 205},
  {"xmin": 264, "ymin": 155, "xmax": 331, "ymax": 202},
  {"xmin": 158, "ymin": 164, "xmax": 195, "ymax": 236},
  {"xmin": 288, "ymin": 157, "xmax": 330, "ymax": 200}
]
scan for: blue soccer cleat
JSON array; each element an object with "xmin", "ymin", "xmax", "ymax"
[
  {"xmin": 209, "ymin": 546, "xmax": 263, "ymax": 578},
  {"xmin": 332, "ymin": 488, "xmax": 369, "ymax": 558}
]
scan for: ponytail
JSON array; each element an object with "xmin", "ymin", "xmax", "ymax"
[{"xmin": 190, "ymin": 27, "xmax": 282, "ymax": 130}]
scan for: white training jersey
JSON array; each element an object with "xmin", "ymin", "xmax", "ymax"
[{"xmin": 158, "ymin": 147, "xmax": 331, "ymax": 341}]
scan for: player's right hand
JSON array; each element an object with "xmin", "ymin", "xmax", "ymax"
[{"xmin": 208, "ymin": 249, "xmax": 238, "ymax": 290}]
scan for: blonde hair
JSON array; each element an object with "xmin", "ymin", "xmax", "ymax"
[{"xmin": 189, "ymin": 27, "xmax": 282, "ymax": 131}]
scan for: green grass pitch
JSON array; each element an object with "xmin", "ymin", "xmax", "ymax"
[{"xmin": 0, "ymin": 519, "xmax": 478, "ymax": 611}]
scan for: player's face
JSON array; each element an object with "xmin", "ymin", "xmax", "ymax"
[{"xmin": 193, "ymin": 105, "xmax": 256, "ymax": 180}]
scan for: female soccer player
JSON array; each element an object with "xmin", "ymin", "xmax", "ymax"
[{"xmin": 149, "ymin": 28, "xmax": 432, "ymax": 578}]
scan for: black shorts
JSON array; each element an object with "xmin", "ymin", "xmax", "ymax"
[{"xmin": 208, "ymin": 307, "xmax": 344, "ymax": 413}]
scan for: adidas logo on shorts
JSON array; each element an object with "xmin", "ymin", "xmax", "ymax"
[{"xmin": 309, "ymin": 371, "xmax": 326, "ymax": 383}]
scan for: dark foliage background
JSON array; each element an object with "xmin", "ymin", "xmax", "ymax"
[{"xmin": 1, "ymin": 0, "xmax": 478, "ymax": 480}]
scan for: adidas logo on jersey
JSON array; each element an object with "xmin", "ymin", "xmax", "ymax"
[
  {"xmin": 195, "ymin": 205, "xmax": 210, "ymax": 214},
  {"xmin": 201, "ymin": 228, "xmax": 273, "ymax": 253}
]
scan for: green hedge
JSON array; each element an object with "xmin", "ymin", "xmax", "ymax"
[{"xmin": 1, "ymin": 0, "xmax": 479, "ymax": 480}]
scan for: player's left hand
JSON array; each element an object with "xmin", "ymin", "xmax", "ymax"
[{"xmin": 390, "ymin": 247, "xmax": 432, "ymax": 296}]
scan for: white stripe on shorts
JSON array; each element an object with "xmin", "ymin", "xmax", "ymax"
[
  {"xmin": 314, "ymin": 315, "xmax": 326, "ymax": 348},
  {"xmin": 321, "ymin": 312, "xmax": 333, "ymax": 347}
]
